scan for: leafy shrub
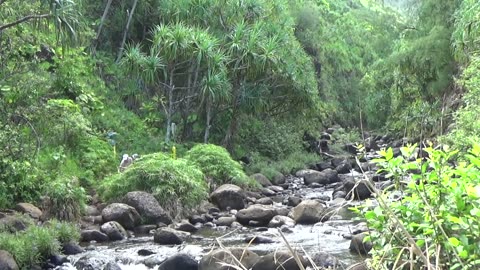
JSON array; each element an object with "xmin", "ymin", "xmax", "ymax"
[
  {"xmin": 99, "ymin": 153, "xmax": 208, "ymax": 216},
  {"xmin": 185, "ymin": 144, "xmax": 259, "ymax": 189},
  {"xmin": 358, "ymin": 144, "xmax": 480, "ymax": 269},
  {"xmin": 0, "ymin": 221, "xmax": 80, "ymax": 269},
  {"xmin": 0, "ymin": 159, "xmax": 43, "ymax": 209},
  {"xmin": 246, "ymin": 150, "xmax": 320, "ymax": 176},
  {"xmin": 77, "ymin": 136, "xmax": 117, "ymax": 181},
  {"xmin": 42, "ymin": 177, "xmax": 87, "ymax": 221}
]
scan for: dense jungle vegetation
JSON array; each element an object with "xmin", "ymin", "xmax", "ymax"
[{"xmin": 1, "ymin": 0, "xmax": 480, "ymax": 268}]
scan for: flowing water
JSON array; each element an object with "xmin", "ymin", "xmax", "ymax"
[{"xmin": 57, "ymin": 176, "xmax": 367, "ymax": 269}]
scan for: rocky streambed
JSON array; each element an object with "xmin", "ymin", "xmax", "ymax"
[{"xmin": 54, "ymin": 166, "xmax": 382, "ymax": 270}]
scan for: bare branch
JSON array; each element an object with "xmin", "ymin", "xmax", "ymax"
[{"xmin": 0, "ymin": 13, "xmax": 50, "ymax": 32}]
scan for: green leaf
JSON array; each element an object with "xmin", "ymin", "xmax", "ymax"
[{"xmin": 448, "ymin": 237, "xmax": 461, "ymax": 247}]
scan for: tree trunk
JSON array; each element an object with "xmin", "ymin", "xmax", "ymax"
[
  {"xmin": 204, "ymin": 97, "xmax": 212, "ymax": 143},
  {"xmin": 116, "ymin": 0, "xmax": 139, "ymax": 63},
  {"xmin": 165, "ymin": 67, "xmax": 175, "ymax": 143},
  {"xmin": 92, "ymin": 0, "xmax": 113, "ymax": 54},
  {"xmin": 223, "ymin": 84, "xmax": 240, "ymax": 153}
]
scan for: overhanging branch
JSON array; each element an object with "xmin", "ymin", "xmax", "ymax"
[{"xmin": 0, "ymin": 13, "xmax": 51, "ymax": 32}]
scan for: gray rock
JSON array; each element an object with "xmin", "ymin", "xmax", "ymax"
[
  {"xmin": 210, "ymin": 184, "xmax": 246, "ymax": 210},
  {"xmin": 199, "ymin": 248, "xmax": 260, "ymax": 270},
  {"xmin": 100, "ymin": 221, "xmax": 128, "ymax": 241},
  {"xmin": 312, "ymin": 252, "xmax": 341, "ymax": 268},
  {"xmin": 245, "ymin": 235, "xmax": 276, "ymax": 244},
  {"xmin": 343, "ymin": 177, "xmax": 373, "ymax": 200},
  {"xmin": 0, "ymin": 215, "xmax": 29, "ymax": 233},
  {"xmin": 290, "ymin": 200, "xmax": 326, "ymax": 224},
  {"xmin": 124, "ymin": 191, "xmax": 172, "ymax": 225},
  {"xmin": 287, "ymin": 197, "xmax": 302, "ymax": 207},
  {"xmin": 252, "ymin": 251, "xmax": 308, "ymax": 270},
  {"xmin": 175, "ymin": 220, "xmax": 198, "ymax": 233},
  {"xmin": 101, "ymin": 203, "xmax": 141, "ymax": 230},
  {"xmin": 349, "ymin": 233, "xmax": 372, "ymax": 255},
  {"xmin": 85, "ymin": 205, "xmax": 100, "ymax": 216},
  {"xmin": 256, "ymin": 197, "xmax": 273, "ymax": 205},
  {"xmin": 190, "ymin": 215, "xmax": 206, "ymax": 224},
  {"xmin": 153, "ymin": 228, "xmax": 188, "ymax": 245},
  {"xmin": 250, "ymin": 173, "xmax": 272, "ymax": 187},
  {"xmin": 80, "ymin": 230, "xmax": 109, "ymax": 242},
  {"xmin": 268, "ymin": 215, "xmax": 295, "ymax": 228},
  {"xmin": 335, "ymin": 162, "xmax": 352, "ymax": 174},
  {"xmin": 62, "ymin": 242, "xmax": 84, "ymax": 255},
  {"xmin": 134, "ymin": 224, "xmax": 157, "ymax": 235},
  {"xmin": 104, "ymin": 262, "xmax": 122, "ymax": 270},
  {"xmin": 159, "ymin": 253, "xmax": 198, "ymax": 270},
  {"xmin": 236, "ymin": 205, "xmax": 276, "ymax": 226},
  {"xmin": 298, "ymin": 169, "xmax": 340, "ymax": 186},
  {"xmin": 214, "ymin": 217, "xmax": 236, "ymax": 227},
  {"xmin": 0, "ymin": 250, "xmax": 19, "ymax": 270},
  {"xmin": 260, "ymin": 188, "xmax": 276, "ymax": 197},
  {"xmin": 271, "ymin": 173, "xmax": 286, "ymax": 185},
  {"xmin": 14, "ymin": 203, "xmax": 42, "ymax": 219}
]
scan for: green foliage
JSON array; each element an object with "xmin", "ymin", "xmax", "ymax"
[
  {"xmin": 246, "ymin": 150, "xmax": 320, "ymax": 176},
  {"xmin": 186, "ymin": 144, "xmax": 258, "ymax": 188},
  {"xmin": 42, "ymin": 177, "xmax": 87, "ymax": 221},
  {"xmin": 359, "ymin": 145, "xmax": 480, "ymax": 269},
  {"xmin": 0, "ymin": 221, "xmax": 80, "ymax": 269},
  {"xmin": 99, "ymin": 153, "xmax": 208, "ymax": 216}
]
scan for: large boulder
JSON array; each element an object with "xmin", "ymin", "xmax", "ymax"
[
  {"xmin": 297, "ymin": 169, "xmax": 339, "ymax": 186},
  {"xmin": 0, "ymin": 250, "xmax": 19, "ymax": 270},
  {"xmin": 14, "ymin": 203, "xmax": 42, "ymax": 219},
  {"xmin": 349, "ymin": 233, "xmax": 372, "ymax": 255},
  {"xmin": 236, "ymin": 205, "xmax": 276, "ymax": 226},
  {"xmin": 0, "ymin": 215, "xmax": 29, "ymax": 233},
  {"xmin": 312, "ymin": 252, "xmax": 341, "ymax": 269},
  {"xmin": 252, "ymin": 251, "xmax": 308, "ymax": 270},
  {"xmin": 214, "ymin": 217, "xmax": 236, "ymax": 227},
  {"xmin": 290, "ymin": 200, "xmax": 326, "ymax": 224},
  {"xmin": 199, "ymin": 248, "xmax": 260, "ymax": 270},
  {"xmin": 153, "ymin": 228, "xmax": 188, "ymax": 245},
  {"xmin": 159, "ymin": 253, "xmax": 198, "ymax": 270},
  {"xmin": 100, "ymin": 221, "xmax": 128, "ymax": 241},
  {"xmin": 250, "ymin": 173, "xmax": 272, "ymax": 187},
  {"xmin": 343, "ymin": 177, "xmax": 373, "ymax": 200},
  {"xmin": 271, "ymin": 173, "xmax": 286, "ymax": 186},
  {"xmin": 210, "ymin": 184, "xmax": 246, "ymax": 210},
  {"xmin": 80, "ymin": 230, "xmax": 109, "ymax": 242},
  {"xmin": 101, "ymin": 203, "xmax": 141, "ymax": 230},
  {"xmin": 124, "ymin": 191, "xmax": 172, "ymax": 225}
]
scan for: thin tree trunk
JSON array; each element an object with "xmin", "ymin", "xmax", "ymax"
[
  {"xmin": 116, "ymin": 0, "xmax": 139, "ymax": 63},
  {"xmin": 92, "ymin": 0, "xmax": 113, "ymax": 54},
  {"xmin": 204, "ymin": 97, "xmax": 212, "ymax": 143},
  {"xmin": 165, "ymin": 67, "xmax": 175, "ymax": 143},
  {"xmin": 223, "ymin": 84, "xmax": 240, "ymax": 153}
]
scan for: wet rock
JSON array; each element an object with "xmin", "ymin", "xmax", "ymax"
[
  {"xmin": 62, "ymin": 242, "xmax": 84, "ymax": 255},
  {"xmin": 214, "ymin": 217, "xmax": 236, "ymax": 227},
  {"xmin": 190, "ymin": 215, "xmax": 206, "ymax": 224},
  {"xmin": 312, "ymin": 252, "xmax": 341, "ymax": 269},
  {"xmin": 335, "ymin": 162, "xmax": 352, "ymax": 174},
  {"xmin": 101, "ymin": 203, "xmax": 141, "ymax": 230},
  {"xmin": 287, "ymin": 197, "xmax": 302, "ymax": 207},
  {"xmin": 276, "ymin": 207, "xmax": 290, "ymax": 217},
  {"xmin": 268, "ymin": 186, "xmax": 284, "ymax": 193},
  {"xmin": 252, "ymin": 251, "xmax": 308, "ymax": 270},
  {"xmin": 343, "ymin": 177, "xmax": 373, "ymax": 200},
  {"xmin": 343, "ymin": 143, "xmax": 358, "ymax": 154},
  {"xmin": 199, "ymin": 248, "xmax": 260, "ymax": 270},
  {"xmin": 268, "ymin": 215, "xmax": 295, "ymax": 228},
  {"xmin": 124, "ymin": 191, "xmax": 172, "ymax": 225},
  {"xmin": 291, "ymin": 200, "xmax": 326, "ymax": 224},
  {"xmin": 348, "ymin": 261, "xmax": 369, "ymax": 270},
  {"xmin": 159, "ymin": 253, "xmax": 198, "ymax": 270},
  {"xmin": 80, "ymin": 229, "xmax": 109, "ymax": 242},
  {"xmin": 236, "ymin": 205, "xmax": 276, "ymax": 226},
  {"xmin": 74, "ymin": 254, "xmax": 113, "ymax": 270},
  {"xmin": 134, "ymin": 224, "xmax": 157, "ymax": 235},
  {"xmin": 100, "ymin": 221, "xmax": 128, "ymax": 241},
  {"xmin": 271, "ymin": 173, "xmax": 286, "ymax": 185},
  {"xmin": 250, "ymin": 173, "xmax": 272, "ymax": 187},
  {"xmin": 256, "ymin": 197, "xmax": 273, "ymax": 205},
  {"xmin": 0, "ymin": 215, "xmax": 29, "ymax": 233},
  {"xmin": 14, "ymin": 203, "xmax": 42, "ymax": 219},
  {"xmin": 280, "ymin": 225, "xmax": 293, "ymax": 233},
  {"xmin": 260, "ymin": 188, "xmax": 276, "ymax": 197},
  {"xmin": 349, "ymin": 233, "xmax": 372, "ymax": 255},
  {"xmin": 82, "ymin": 215, "xmax": 103, "ymax": 224},
  {"xmin": 302, "ymin": 169, "xmax": 340, "ymax": 186},
  {"xmin": 104, "ymin": 262, "xmax": 122, "ymax": 270},
  {"xmin": 49, "ymin": 255, "xmax": 68, "ymax": 266},
  {"xmin": 0, "ymin": 250, "xmax": 19, "ymax": 270},
  {"xmin": 245, "ymin": 235, "xmax": 276, "ymax": 244},
  {"xmin": 372, "ymin": 174, "xmax": 387, "ymax": 182},
  {"xmin": 231, "ymin": 221, "xmax": 243, "ymax": 229},
  {"xmin": 332, "ymin": 190, "xmax": 347, "ymax": 199},
  {"xmin": 210, "ymin": 184, "xmax": 246, "ymax": 210},
  {"xmin": 316, "ymin": 162, "xmax": 333, "ymax": 171},
  {"xmin": 153, "ymin": 228, "xmax": 187, "ymax": 245},
  {"xmin": 175, "ymin": 220, "xmax": 198, "ymax": 233}
]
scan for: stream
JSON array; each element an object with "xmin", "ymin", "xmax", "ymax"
[{"xmin": 56, "ymin": 175, "xmax": 369, "ymax": 270}]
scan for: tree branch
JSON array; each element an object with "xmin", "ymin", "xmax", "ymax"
[{"xmin": 0, "ymin": 13, "xmax": 51, "ymax": 32}]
